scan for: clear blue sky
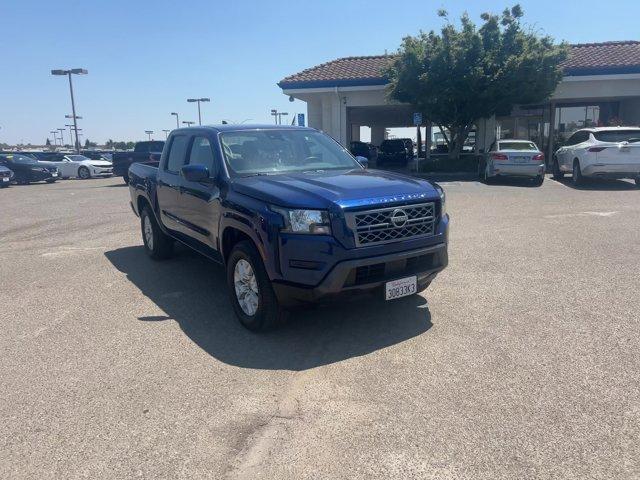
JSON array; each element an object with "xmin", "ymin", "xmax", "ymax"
[{"xmin": 1, "ymin": 0, "xmax": 639, "ymax": 145}]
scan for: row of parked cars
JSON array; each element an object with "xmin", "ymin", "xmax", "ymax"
[
  {"xmin": 350, "ymin": 138, "xmax": 415, "ymax": 167},
  {"xmin": 0, "ymin": 151, "xmax": 114, "ymax": 187}
]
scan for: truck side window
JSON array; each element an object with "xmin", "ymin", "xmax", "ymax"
[
  {"xmin": 187, "ymin": 137, "xmax": 216, "ymax": 175},
  {"xmin": 166, "ymin": 135, "xmax": 189, "ymax": 173}
]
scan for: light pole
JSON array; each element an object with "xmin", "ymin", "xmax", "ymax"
[
  {"xmin": 57, "ymin": 128, "xmax": 66, "ymax": 146},
  {"xmin": 64, "ymin": 114, "xmax": 82, "ymax": 149},
  {"xmin": 65, "ymin": 124, "xmax": 74, "ymax": 146},
  {"xmin": 187, "ymin": 98, "xmax": 210, "ymax": 125},
  {"xmin": 270, "ymin": 109, "xmax": 278, "ymax": 124},
  {"xmin": 145, "ymin": 130, "xmax": 154, "ymax": 141},
  {"xmin": 50, "ymin": 131, "xmax": 58, "ymax": 146},
  {"xmin": 162, "ymin": 129, "xmax": 170, "ymax": 139},
  {"xmin": 278, "ymin": 112, "xmax": 289, "ymax": 125},
  {"xmin": 170, "ymin": 112, "xmax": 179, "ymax": 128},
  {"xmin": 51, "ymin": 68, "xmax": 88, "ymax": 153},
  {"xmin": 182, "ymin": 121, "xmax": 195, "ymax": 127}
]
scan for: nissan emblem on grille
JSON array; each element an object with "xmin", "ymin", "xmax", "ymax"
[{"xmin": 345, "ymin": 202, "xmax": 436, "ymax": 247}]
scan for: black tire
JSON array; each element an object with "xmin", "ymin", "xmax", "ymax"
[
  {"xmin": 123, "ymin": 172, "xmax": 130, "ymax": 185},
  {"xmin": 78, "ymin": 166, "xmax": 91, "ymax": 180},
  {"xmin": 552, "ymin": 157, "xmax": 564, "ymax": 180},
  {"xmin": 572, "ymin": 159, "xmax": 584, "ymax": 186},
  {"xmin": 416, "ymin": 280, "xmax": 432, "ymax": 294},
  {"xmin": 533, "ymin": 174, "xmax": 544, "ymax": 187},
  {"xmin": 226, "ymin": 240, "xmax": 288, "ymax": 332},
  {"xmin": 140, "ymin": 206, "xmax": 173, "ymax": 260},
  {"xmin": 45, "ymin": 178, "xmax": 57, "ymax": 184}
]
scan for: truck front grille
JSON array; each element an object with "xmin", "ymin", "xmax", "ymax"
[{"xmin": 345, "ymin": 202, "xmax": 436, "ymax": 247}]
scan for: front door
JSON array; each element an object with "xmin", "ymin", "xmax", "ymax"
[{"xmin": 177, "ymin": 135, "xmax": 222, "ymax": 257}]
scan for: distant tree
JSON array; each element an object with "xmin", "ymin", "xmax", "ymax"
[
  {"xmin": 46, "ymin": 138, "xmax": 52, "ymax": 146},
  {"xmin": 386, "ymin": 5, "xmax": 568, "ymax": 159},
  {"xmin": 105, "ymin": 139, "xmax": 114, "ymax": 149},
  {"xmin": 84, "ymin": 138, "xmax": 98, "ymax": 148}
]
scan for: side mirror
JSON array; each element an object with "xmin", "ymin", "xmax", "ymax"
[
  {"xmin": 355, "ymin": 156, "xmax": 369, "ymax": 169},
  {"xmin": 181, "ymin": 164, "xmax": 212, "ymax": 183}
]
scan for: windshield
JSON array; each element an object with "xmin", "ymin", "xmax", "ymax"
[
  {"xmin": 67, "ymin": 155, "xmax": 90, "ymax": 161},
  {"xmin": 498, "ymin": 141, "xmax": 538, "ymax": 151},
  {"xmin": 220, "ymin": 129, "xmax": 361, "ymax": 176},
  {"xmin": 380, "ymin": 140, "xmax": 406, "ymax": 152},
  {"xmin": 3, "ymin": 154, "xmax": 37, "ymax": 164},
  {"xmin": 593, "ymin": 130, "xmax": 640, "ymax": 143}
]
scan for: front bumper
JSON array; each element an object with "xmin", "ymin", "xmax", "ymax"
[
  {"xmin": 491, "ymin": 163, "xmax": 544, "ymax": 178},
  {"xmin": 272, "ymin": 242, "xmax": 448, "ymax": 308},
  {"xmin": 92, "ymin": 167, "xmax": 113, "ymax": 176}
]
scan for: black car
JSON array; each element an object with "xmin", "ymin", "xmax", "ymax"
[
  {"xmin": 350, "ymin": 141, "xmax": 378, "ymax": 161},
  {"xmin": 0, "ymin": 154, "xmax": 59, "ymax": 184},
  {"xmin": 377, "ymin": 139, "xmax": 413, "ymax": 166},
  {"xmin": 0, "ymin": 164, "xmax": 14, "ymax": 187}
]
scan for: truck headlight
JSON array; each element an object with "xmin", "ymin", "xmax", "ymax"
[{"xmin": 273, "ymin": 208, "xmax": 331, "ymax": 235}]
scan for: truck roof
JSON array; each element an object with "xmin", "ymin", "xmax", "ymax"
[{"xmin": 171, "ymin": 124, "xmax": 315, "ymax": 134}]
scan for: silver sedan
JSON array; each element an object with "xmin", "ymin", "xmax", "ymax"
[{"xmin": 479, "ymin": 139, "xmax": 545, "ymax": 186}]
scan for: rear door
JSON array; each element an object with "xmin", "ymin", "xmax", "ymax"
[
  {"xmin": 157, "ymin": 134, "xmax": 189, "ymax": 232},
  {"xmin": 176, "ymin": 135, "xmax": 222, "ymax": 255}
]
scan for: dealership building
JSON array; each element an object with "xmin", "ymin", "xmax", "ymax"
[{"xmin": 279, "ymin": 41, "xmax": 640, "ymax": 160}]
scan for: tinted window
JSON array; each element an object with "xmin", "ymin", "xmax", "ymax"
[
  {"xmin": 593, "ymin": 129, "xmax": 640, "ymax": 143},
  {"xmin": 165, "ymin": 136, "xmax": 189, "ymax": 172},
  {"xmin": 498, "ymin": 141, "xmax": 538, "ymax": 151},
  {"xmin": 187, "ymin": 137, "xmax": 216, "ymax": 174},
  {"xmin": 136, "ymin": 141, "xmax": 165, "ymax": 153},
  {"xmin": 380, "ymin": 140, "xmax": 406, "ymax": 152}
]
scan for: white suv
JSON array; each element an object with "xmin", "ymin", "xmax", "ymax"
[{"xmin": 552, "ymin": 127, "xmax": 640, "ymax": 187}]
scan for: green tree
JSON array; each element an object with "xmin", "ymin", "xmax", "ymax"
[
  {"xmin": 46, "ymin": 138, "xmax": 51, "ymax": 147},
  {"xmin": 386, "ymin": 5, "xmax": 568, "ymax": 159},
  {"xmin": 84, "ymin": 138, "xmax": 98, "ymax": 148}
]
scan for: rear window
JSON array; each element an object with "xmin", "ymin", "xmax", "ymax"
[
  {"xmin": 381, "ymin": 140, "xmax": 406, "ymax": 152},
  {"xmin": 593, "ymin": 130, "xmax": 640, "ymax": 143},
  {"xmin": 498, "ymin": 141, "xmax": 537, "ymax": 151}
]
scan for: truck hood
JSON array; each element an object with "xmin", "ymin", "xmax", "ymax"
[
  {"xmin": 87, "ymin": 160, "xmax": 112, "ymax": 167},
  {"xmin": 230, "ymin": 168, "xmax": 439, "ymax": 210}
]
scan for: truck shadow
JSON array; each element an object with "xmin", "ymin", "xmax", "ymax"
[
  {"xmin": 104, "ymin": 245, "xmax": 432, "ymax": 371},
  {"xmin": 552, "ymin": 177, "xmax": 639, "ymax": 191}
]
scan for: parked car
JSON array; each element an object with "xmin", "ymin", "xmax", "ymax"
[
  {"xmin": 44, "ymin": 154, "xmax": 113, "ymax": 179},
  {"xmin": 128, "ymin": 125, "xmax": 449, "ymax": 331},
  {"xmin": 81, "ymin": 150, "xmax": 114, "ymax": 161},
  {"xmin": 377, "ymin": 139, "xmax": 413, "ymax": 167},
  {"xmin": 112, "ymin": 141, "xmax": 165, "ymax": 184},
  {"xmin": 0, "ymin": 164, "xmax": 14, "ymax": 187},
  {"xmin": 350, "ymin": 141, "xmax": 377, "ymax": 162},
  {"xmin": 0, "ymin": 154, "xmax": 59, "ymax": 184},
  {"xmin": 553, "ymin": 127, "xmax": 640, "ymax": 186},
  {"xmin": 479, "ymin": 139, "xmax": 545, "ymax": 185}
]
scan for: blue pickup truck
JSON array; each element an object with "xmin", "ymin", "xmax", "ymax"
[{"xmin": 128, "ymin": 125, "xmax": 449, "ymax": 331}]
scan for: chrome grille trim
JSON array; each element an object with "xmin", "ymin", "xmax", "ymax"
[{"xmin": 345, "ymin": 202, "xmax": 436, "ymax": 247}]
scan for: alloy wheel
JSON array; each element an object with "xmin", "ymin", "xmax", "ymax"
[{"xmin": 234, "ymin": 259, "xmax": 259, "ymax": 316}]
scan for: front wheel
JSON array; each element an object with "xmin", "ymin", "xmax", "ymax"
[
  {"xmin": 140, "ymin": 206, "xmax": 173, "ymax": 260},
  {"xmin": 122, "ymin": 172, "xmax": 130, "ymax": 185},
  {"xmin": 227, "ymin": 240, "xmax": 288, "ymax": 332},
  {"xmin": 45, "ymin": 178, "xmax": 57, "ymax": 184},
  {"xmin": 78, "ymin": 166, "xmax": 91, "ymax": 180},
  {"xmin": 533, "ymin": 174, "xmax": 544, "ymax": 187},
  {"xmin": 635, "ymin": 177, "xmax": 640, "ymax": 188},
  {"xmin": 572, "ymin": 160, "xmax": 584, "ymax": 186}
]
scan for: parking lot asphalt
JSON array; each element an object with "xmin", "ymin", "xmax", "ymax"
[{"xmin": 1, "ymin": 175, "xmax": 639, "ymax": 479}]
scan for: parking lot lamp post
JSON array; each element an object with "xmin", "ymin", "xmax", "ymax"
[
  {"xmin": 50, "ymin": 131, "xmax": 58, "ymax": 146},
  {"xmin": 57, "ymin": 128, "xmax": 66, "ymax": 146},
  {"xmin": 65, "ymin": 124, "xmax": 74, "ymax": 145},
  {"xmin": 182, "ymin": 121, "xmax": 195, "ymax": 127},
  {"xmin": 145, "ymin": 130, "xmax": 154, "ymax": 141},
  {"xmin": 171, "ymin": 112, "xmax": 179, "ymax": 128},
  {"xmin": 270, "ymin": 109, "xmax": 278, "ymax": 124},
  {"xmin": 278, "ymin": 112, "xmax": 289, "ymax": 125},
  {"xmin": 51, "ymin": 69, "xmax": 88, "ymax": 154},
  {"xmin": 187, "ymin": 98, "xmax": 210, "ymax": 125},
  {"xmin": 162, "ymin": 129, "xmax": 170, "ymax": 139}
]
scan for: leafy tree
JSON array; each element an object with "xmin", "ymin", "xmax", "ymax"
[
  {"xmin": 84, "ymin": 138, "xmax": 98, "ymax": 148},
  {"xmin": 386, "ymin": 5, "xmax": 568, "ymax": 159}
]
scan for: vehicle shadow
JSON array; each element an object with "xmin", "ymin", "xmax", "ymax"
[
  {"xmin": 552, "ymin": 177, "xmax": 639, "ymax": 191},
  {"xmin": 484, "ymin": 177, "xmax": 541, "ymax": 188},
  {"xmin": 104, "ymin": 245, "xmax": 433, "ymax": 371}
]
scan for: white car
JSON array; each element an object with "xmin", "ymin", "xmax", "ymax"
[
  {"xmin": 553, "ymin": 127, "xmax": 640, "ymax": 187},
  {"xmin": 479, "ymin": 139, "xmax": 545, "ymax": 186},
  {"xmin": 54, "ymin": 154, "xmax": 113, "ymax": 179}
]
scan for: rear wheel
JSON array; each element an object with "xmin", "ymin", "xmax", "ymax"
[
  {"xmin": 552, "ymin": 157, "xmax": 564, "ymax": 180},
  {"xmin": 78, "ymin": 166, "xmax": 91, "ymax": 180},
  {"xmin": 122, "ymin": 172, "xmax": 130, "ymax": 185},
  {"xmin": 533, "ymin": 174, "xmax": 544, "ymax": 186},
  {"xmin": 572, "ymin": 159, "xmax": 584, "ymax": 186},
  {"xmin": 227, "ymin": 240, "xmax": 288, "ymax": 332},
  {"xmin": 141, "ymin": 206, "xmax": 173, "ymax": 260}
]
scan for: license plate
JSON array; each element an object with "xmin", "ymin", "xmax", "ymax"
[
  {"xmin": 2, "ymin": 177, "xmax": 8, "ymax": 182},
  {"xmin": 513, "ymin": 156, "xmax": 528, "ymax": 163},
  {"xmin": 385, "ymin": 276, "xmax": 417, "ymax": 300}
]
